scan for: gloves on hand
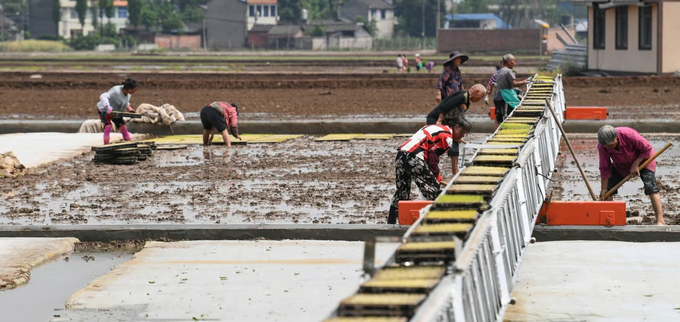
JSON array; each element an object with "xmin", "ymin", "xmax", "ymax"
[
  {"xmin": 484, "ymin": 96, "xmax": 489, "ymax": 106},
  {"xmin": 106, "ymin": 106, "xmax": 113, "ymax": 114}
]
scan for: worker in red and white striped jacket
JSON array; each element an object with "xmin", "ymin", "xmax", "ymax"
[{"xmin": 387, "ymin": 117, "xmax": 472, "ymax": 224}]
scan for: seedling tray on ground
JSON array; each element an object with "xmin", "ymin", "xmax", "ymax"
[
  {"xmin": 424, "ymin": 210, "xmax": 479, "ymax": 224},
  {"xmin": 359, "ymin": 279, "xmax": 440, "ymax": 294},
  {"xmin": 338, "ymin": 293, "xmax": 426, "ymax": 317},
  {"xmin": 155, "ymin": 145, "xmax": 188, "ymax": 151},
  {"xmin": 373, "ymin": 266, "xmax": 446, "ymax": 281},
  {"xmin": 91, "ymin": 142, "xmax": 139, "ymax": 152}
]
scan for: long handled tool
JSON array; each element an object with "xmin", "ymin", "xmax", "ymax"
[
  {"xmin": 603, "ymin": 142, "xmax": 673, "ymax": 200},
  {"xmin": 545, "ymin": 98, "xmax": 599, "ymax": 201}
]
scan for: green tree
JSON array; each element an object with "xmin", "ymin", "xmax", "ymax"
[
  {"xmin": 75, "ymin": 0, "xmax": 88, "ymax": 28},
  {"xmin": 101, "ymin": 0, "xmax": 115, "ymax": 20},
  {"xmin": 161, "ymin": 12, "xmax": 184, "ymax": 33},
  {"xmin": 355, "ymin": 15, "xmax": 377, "ymax": 36},
  {"xmin": 182, "ymin": 6, "xmax": 203, "ymax": 23},
  {"xmin": 128, "ymin": 0, "xmax": 143, "ymax": 29},
  {"xmin": 394, "ymin": 0, "xmax": 444, "ymax": 37},
  {"xmin": 278, "ymin": 0, "xmax": 301, "ymax": 22},
  {"xmin": 51, "ymin": 0, "xmax": 61, "ymax": 37},
  {"xmin": 90, "ymin": 4, "xmax": 99, "ymax": 34},
  {"xmin": 140, "ymin": 2, "xmax": 158, "ymax": 31}
]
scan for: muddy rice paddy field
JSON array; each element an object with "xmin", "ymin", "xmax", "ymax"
[
  {"xmin": 1, "ymin": 70, "xmax": 679, "ymax": 226},
  {"xmin": 0, "ymin": 72, "xmax": 678, "ymax": 120},
  {"xmin": 1, "ymin": 134, "xmax": 679, "ymax": 226}
]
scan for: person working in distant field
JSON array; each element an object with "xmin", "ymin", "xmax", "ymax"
[
  {"xmin": 597, "ymin": 125, "xmax": 665, "ymax": 225},
  {"xmin": 486, "ymin": 60, "xmax": 505, "ymax": 129},
  {"xmin": 387, "ymin": 117, "xmax": 472, "ymax": 224},
  {"xmin": 402, "ymin": 54, "xmax": 409, "ymax": 72},
  {"xmin": 425, "ymin": 61, "xmax": 435, "ymax": 73},
  {"xmin": 96, "ymin": 78, "xmax": 138, "ymax": 145},
  {"xmin": 426, "ymin": 84, "xmax": 486, "ymax": 182},
  {"xmin": 415, "ymin": 53, "xmax": 423, "ymax": 72},
  {"xmin": 396, "ymin": 54, "xmax": 404, "ymax": 72},
  {"xmin": 436, "ymin": 51, "xmax": 468, "ymax": 103},
  {"xmin": 200, "ymin": 101, "xmax": 242, "ymax": 147},
  {"xmin": 494, "ymin": 54, "xmax": 529, "ymax": 125}
]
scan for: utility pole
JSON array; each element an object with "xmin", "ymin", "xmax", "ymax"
[
  {"xmin": 436, "ymin": 0, "xmax": 440, "ymax": 48},
  {"xmin": 202, "ymin": 19, "xmax": 208, "ymax": 51},
  {"xmin": 0, "ymin": 5, "xmax": 4, "ymax": 52},
  {"xmin": 420, "ymin": 0, "xmax": 425, "ymax": 50}
]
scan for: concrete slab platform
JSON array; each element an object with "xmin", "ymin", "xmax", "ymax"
[
  {"xmin": 505, "ymin": 241, "xmax": 680, "ymax": 322},
  {"xmin": 0, "ymin": 133, "xmax": 146, "ymax": 168},
  {"xmin": 58, "ymin": 240, "xmax": 399, "ymax": 322},
  {"xmin": 0, "ymin": 237, "xmax": 78, "ymax": 290}
]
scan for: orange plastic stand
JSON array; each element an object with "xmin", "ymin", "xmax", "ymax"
[
  {"xmin": 489, "ymin": 107, "xmax": 497, "ymax": 120},
  {"xmin": 565, "ymin": 106, "xmax": 608, "ymax": 120},
  {"xmin": 537, "ymin": 201, "xmax": 626, "ymax": 226},
  {"xmin": 398, "ymin": 200, "xmax": 432, "ymax": 225}
]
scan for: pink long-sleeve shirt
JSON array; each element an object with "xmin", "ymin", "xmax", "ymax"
[{"xmin": 598, "ymin": 127, "xmax": 655, "ymax": 180}]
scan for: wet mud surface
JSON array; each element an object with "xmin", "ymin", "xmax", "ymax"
[
  {"xmin": 0, "ymin": 137, "xmax": 407, "ymax": 225},
  {"xmin": 0, "ymin": 72, "xmax": 677, "ymax": 120},
  {"xmin": 550, "ymin": 135, "xmax": 680, "ymax": 225}
]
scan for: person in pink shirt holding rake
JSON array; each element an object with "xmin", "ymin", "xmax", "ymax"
[{"xmin": 597, "ymin": 125, "xmax": 665, "ymax": 225}]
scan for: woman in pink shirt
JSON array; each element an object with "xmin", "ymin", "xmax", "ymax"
[
  {"xmin": 200, "ymin": 101, "xmax": 242, "ymax": 147},
  {"xmin": 597, "ymin": 125, "xmax": 665, "ymax": 225}
]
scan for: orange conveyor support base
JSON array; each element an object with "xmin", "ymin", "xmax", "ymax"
[
  {"xmin": 397, "ymin": 200, "xmax": 432, "ymax": 225},
  {"xmin": 537, "ymin": 200, "xmax": 627, "ymax": 226},
  {"xmin": 489, "ymin": 106, "xmax": 608, "ymax": 120}
]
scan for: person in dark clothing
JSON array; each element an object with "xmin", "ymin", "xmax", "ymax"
[{"xmin": 425, "ymin": 84, "xmax": 486, "ymax": 183}]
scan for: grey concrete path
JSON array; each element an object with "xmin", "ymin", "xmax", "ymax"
[
  {"xmin": 505, "ymin": 241, "xmax": 680, "ymax": 322},
  {"xmin": 55, "ymin": 240, "xmax": 398, "ymax": 322},
  {"xmin": 0, "ymin": 237, "xmax": 78, "ymax": 290}
]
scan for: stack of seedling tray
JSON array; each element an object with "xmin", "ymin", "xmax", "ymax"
[{"xmin": 91, "ymin": 141, "xmax": 156, "ymax": 165}]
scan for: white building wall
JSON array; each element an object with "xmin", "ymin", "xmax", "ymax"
[
  {"xmin": 59, "ymin": 0, "xmax": 128, "ymax": 38},
  {"xmin": 367, "ymin": 8, "xmax": 394, "ymax": 39},
  {"xmin": 246, "ymin": 4, "xmax": 278, "ymax": 30}
]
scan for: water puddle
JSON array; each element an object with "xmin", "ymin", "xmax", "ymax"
[{"xmin": 0, "ymin": 252, "xmax": 133, "ymax": 322}]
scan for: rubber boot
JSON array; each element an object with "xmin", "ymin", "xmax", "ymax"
[
  {"xmin": 387, "ymin": 205, "xmax": 398, "ymax": 224},
  {"xmin": 103, "ymin": 125, "xmax": 112, "ymax": 145}
]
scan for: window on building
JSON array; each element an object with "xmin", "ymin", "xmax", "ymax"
[
  {"xmin": 249, "ymin": 5, "xmax": 254, "ymax": 17},
  {"xmin": 615, "ymin": 6, "xmax": 628, "ymax": 49},
  {"xmin": 257, "ymin": 5, "xmax": 262, "ymax": 17},
  {"xmin": 371, "ymin": 9, "xmax": 377, "ymax": 19},
  {"xmin": 381, "ymin": 9, "xmax": 386, "ymax": 19},
  {"xmin": 118, "ymin": 7, "xmax": 127, "ymax": 18},
  {"xmin": 264, "ymin": 5, "xmax": 269, "ymax": 17},
  {"xmin": 593, "ymin": 6, "xmax": 606, "ymax": 49},
  {"xmin": 271, "ymin": 5, "xmax": 276, "ymax": 17},
  {"xmin": 639, "ymin": 5, "xmax": 652, "ymax": 50},
  {"xmin": 70, "ymin": 8, "xmax": 78, "ymax": 19}
]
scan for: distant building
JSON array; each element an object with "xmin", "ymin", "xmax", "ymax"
[
  {"xmin": 28, "ymin": 0, "xmax": 56, "ymax": 39},
  {"xmin": 205, "ymin": 0, "xmax": 278, "ymax": 49},
  {"xmin": 205, "ymin": 0, "xmax": 247, "ymax": 49},
  {"xmin": 307, "ymin": 19, "xmax": 373, "ymax": 50},
  {"xmin": 58, "ymin": 0, "xmax": 129, "ymax": 38},
  {"xmin": 445, "ymin": 13, "xmax": 511, "ymax": 29},
  {"xmin": 571, "ymin": 0, "xmax": 680, "ymax": 74},
  {"xmin": 340, "ymin": 0, "xmax": 394, "ymax": 39}
]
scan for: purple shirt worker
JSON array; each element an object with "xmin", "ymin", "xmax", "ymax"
[{"xmin": 597, "ymin": 126, "xmax": 665, "ymax": 225}]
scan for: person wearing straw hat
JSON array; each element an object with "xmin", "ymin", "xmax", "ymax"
[
  {"xmin": 436, "ymin": 51, "xmax": 468, "ymax": 103},
  {"xmin": 597, "ymin": 125, "xmax": 665, "ymax": 225}
]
